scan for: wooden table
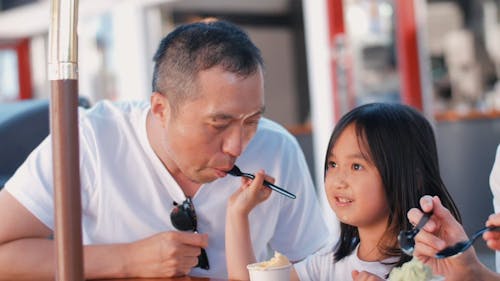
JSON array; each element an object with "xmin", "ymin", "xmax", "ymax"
[{"xmin": 92, "ymin": 277, "xmax": 230, "ymax": 281}]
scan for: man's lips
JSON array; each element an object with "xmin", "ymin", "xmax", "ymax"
[{"xmin": 214, "ymin": 166, "xmax": 235, "ymax": 177}]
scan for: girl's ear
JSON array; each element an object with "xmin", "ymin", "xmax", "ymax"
[{"xmin": 150, "ymin": 92, "xmax": 171, "ymax": 124}]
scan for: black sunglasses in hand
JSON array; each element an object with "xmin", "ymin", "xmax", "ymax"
[{"xmin": 170, "ymin": 197, "xmax": 210, "ymax": 270}]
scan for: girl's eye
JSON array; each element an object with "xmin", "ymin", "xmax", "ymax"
[
  {"xmin": 352, "ymin": 163, "xmax": 363, "ymax": 171},
  {"xmin": 327, "ymin": 161, "xmax": 337, "ymax": 169}
]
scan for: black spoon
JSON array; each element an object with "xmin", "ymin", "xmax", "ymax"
[
  {"xmin": 398, "ymin": 211, "xmax": 433, "ymax": 255},
  {"xmin": 227, "ymin": 165, "xmax": 296, "ymax": 199},
  {"xmin": 435, "ymin": 226, "xmax": 500, "ymax": 259}
]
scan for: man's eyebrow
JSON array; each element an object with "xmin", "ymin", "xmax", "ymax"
[
  {"xmin": 210, "ymin": 106, "xmax": 265, "ymax": 120},
  {"xmin": 247, "ymin": 106, "xmax": 265, "ymax": 118}
]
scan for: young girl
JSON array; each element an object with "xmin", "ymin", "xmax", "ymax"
[{"xmin": 226, "ymin": 103, "xmax": 461, "ymax": 280}]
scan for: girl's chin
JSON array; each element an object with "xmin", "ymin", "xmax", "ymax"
[{"xmin": 335, "ymin": 213, "xmax": 351, "ymax": 224}]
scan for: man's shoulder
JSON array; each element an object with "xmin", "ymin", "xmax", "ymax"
[
  {"xmin": 255, "ymin": 118, "xmax": 296, "ymax": 142},
  {"xmin": 82, "ymin": 100, "xmax": 149, "ymax": 118},
  {"xmin": 77, "ymin": 100, "xmax": 150, "ymax": 143},
  {"xmin": 247, "ymin": 119, "xmax": 301, "ymax": 155},
  {"xmin": 78, "ymin": 100, "xmax": 149, "ymax": 128}
]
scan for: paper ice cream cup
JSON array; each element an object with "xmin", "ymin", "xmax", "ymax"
[{"xmin": 247, "ymin": 263, "xmax": 292, "ymax": 281}]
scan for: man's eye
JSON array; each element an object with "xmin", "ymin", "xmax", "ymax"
[
  {"xmin": 213, "ymin": 124, "xmax": 229, "ymax": 130},
  {"xmin": 245, "ymin": 120, "xmax": 259, "ymax": 126}
]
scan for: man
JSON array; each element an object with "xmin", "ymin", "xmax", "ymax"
[{"xmin": 0, "ymin": 20, "xmax": 329, "ymax": 279}]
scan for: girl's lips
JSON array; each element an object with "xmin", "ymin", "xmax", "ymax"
[{"xmin": 335, "ymin": 196, "xmax": 353, "ymax": 206}]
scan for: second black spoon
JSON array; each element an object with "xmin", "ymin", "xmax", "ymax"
[{"xmin": 398, "ymin": 211, "xmax": 433, "ymax": 256}]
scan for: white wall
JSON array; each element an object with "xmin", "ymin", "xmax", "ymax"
[{"xmin": 302, "ymin": 0, "xmax": 339, "ymax": 237}]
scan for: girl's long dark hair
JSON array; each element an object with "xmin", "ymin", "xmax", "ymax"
[{"xmin": 327, "ymin": 103, "xmax": 461, "ymax": 268}]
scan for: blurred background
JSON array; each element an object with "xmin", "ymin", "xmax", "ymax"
[{"xmin": 0, "ymin": 0, "xmax": 499, "ymax": 270}]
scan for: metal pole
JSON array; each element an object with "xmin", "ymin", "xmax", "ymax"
[{"xmin": 48, "ymin": 0, "xmax": 84, "ymax": 280}]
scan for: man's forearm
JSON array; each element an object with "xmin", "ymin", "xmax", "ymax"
[
  {"xmin": 84, "ymin": 243, "xmax": 131, "ymax": 279},
  {"xmin": 0, "ymin": 239, "xmax": 55, "ymax": 280},
  {"xmin": 0, "ymin": 239, "xmax": 131, "ymax": 280}
]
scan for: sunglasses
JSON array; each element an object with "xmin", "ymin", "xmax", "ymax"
[{"xmin": 170, "ymin": 197, "xmax": 210, "ymax": 270}]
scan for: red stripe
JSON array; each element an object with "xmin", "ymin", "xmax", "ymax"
[
  {"xmin": 395, "ymin": 0, "xmax": 423, "ymax": 110},
  {"xmin": 16, "ymin": 38, "xmax": 32, "ymax": 100},
  {"xmin": 327, "ymin": 0, "xmax": 346, "ymax": 121}
]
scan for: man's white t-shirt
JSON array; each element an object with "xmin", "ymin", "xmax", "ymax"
[
  {"xmin": 5, "ymin": 100, "xmax": 331, "ymax": 278},
  {"xmin": 490, "ymin": 144, "xmax": 500, "ymax": 272},
  {"xmin": 294, "ymin": 242, "xmax": 397, "ymax": 281}
]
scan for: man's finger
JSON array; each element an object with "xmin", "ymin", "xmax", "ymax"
[{"xmin": 167, "ymin": 231, "xmax": 208, "ymax": 248}]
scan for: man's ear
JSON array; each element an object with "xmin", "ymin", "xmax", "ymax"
[{"xmin": 150, "ymin": 92, "xmax": 170, "ymax": 123}]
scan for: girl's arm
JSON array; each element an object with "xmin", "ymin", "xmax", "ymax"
[{"xmin": 226, "ymin": 170, "xmax": 272, "ymax": 280}]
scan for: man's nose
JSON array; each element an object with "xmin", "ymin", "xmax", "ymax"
[{"xmin": 222, "ymin": 126, "xmax": 243, "ymax": 157}]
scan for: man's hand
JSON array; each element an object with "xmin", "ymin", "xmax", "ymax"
[{"xmin": 123, "ymin": 231, "xmax": 208, "ymax": 278}]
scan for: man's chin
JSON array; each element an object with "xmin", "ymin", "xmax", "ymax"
[
  {"xmin": 192, "ymin": 173, "xmax": 222, "ymax": 184},
  {"xmin": 188, "ymin": 167, "xmax": 230, "ymax": 184}
]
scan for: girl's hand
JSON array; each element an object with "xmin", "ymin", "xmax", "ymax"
[
  {"xmin": 484, "ymin": 213, "xmax": 500, "ymax": 251},
  {"xmin": 227, "ymin": 170, "xmax": 273, "ymax": 216},
  {"xmin": 351, "ymin": 270, "xmax": 384, "ymax": 281}
]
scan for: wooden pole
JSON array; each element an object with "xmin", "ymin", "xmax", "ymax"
[{"xmin": 48, "ymin": 0, "xmax": 84, "ymax": 280}]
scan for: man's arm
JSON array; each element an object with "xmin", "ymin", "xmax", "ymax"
[
  {"xmin": 0, "ymin": 190, "xmax": 54, "ymax": 280},
  {"xmin": 0, "ymin": 190, "xmax": 208, "ymax": 280}
]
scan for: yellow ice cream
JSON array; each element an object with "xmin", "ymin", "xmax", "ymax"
[
  {"xmin": 389, "ymin": 257, "xmax": 439, "ymax": 281},
  {"xmin": 248, "ymin": 252, "xmax": 291, "ymax": 269}
]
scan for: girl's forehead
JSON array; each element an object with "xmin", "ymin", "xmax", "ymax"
[
  {"xmin": 331, "ymin": 126, "xmax": 371, "ymax": 158},
  {"xmin": 328, "ymin": 125, "xmax": 370, "ymax": 154}
]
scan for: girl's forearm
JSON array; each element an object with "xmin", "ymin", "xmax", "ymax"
[{"xmin": 226, "ymin": 210, "xmax": 256, "ymax": 280}]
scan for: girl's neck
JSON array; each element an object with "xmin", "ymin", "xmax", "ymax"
[
  {"xmin": 357, "ymin": 238, "xmax": 383, "ymax": 262},
  {"xmin": 357, "ymin": 224, "xmax": 392, "ymax": 262}
]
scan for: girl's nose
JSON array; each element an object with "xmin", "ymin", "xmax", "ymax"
[{"xmin": 327, "ymin": 169, "xmax": 348, "ymax": 189}]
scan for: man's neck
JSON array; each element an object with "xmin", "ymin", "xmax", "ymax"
[
  {"xmin": 146, "ymin": 110, "xmax": 201, "ymax": 198},
  {"xmin": 175, "ymin": 177, "xmax": 202, "ymax": 198}
]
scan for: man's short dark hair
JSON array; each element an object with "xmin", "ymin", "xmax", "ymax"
[{"xmin": 152, "ymin": 19, "xmax": 264, "ymax": 110}]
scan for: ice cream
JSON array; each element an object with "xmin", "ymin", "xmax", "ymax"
[
  {"xmin": 247, "ymin": 252, "xmax": 292, "ymax": 281},
  {"xmin": 389, "ymin": 257, "xmax": 443, "ymax": 281},
  {"xmin": 248, "ymin": 251, "xmax": 291, "ymax": 269}
]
